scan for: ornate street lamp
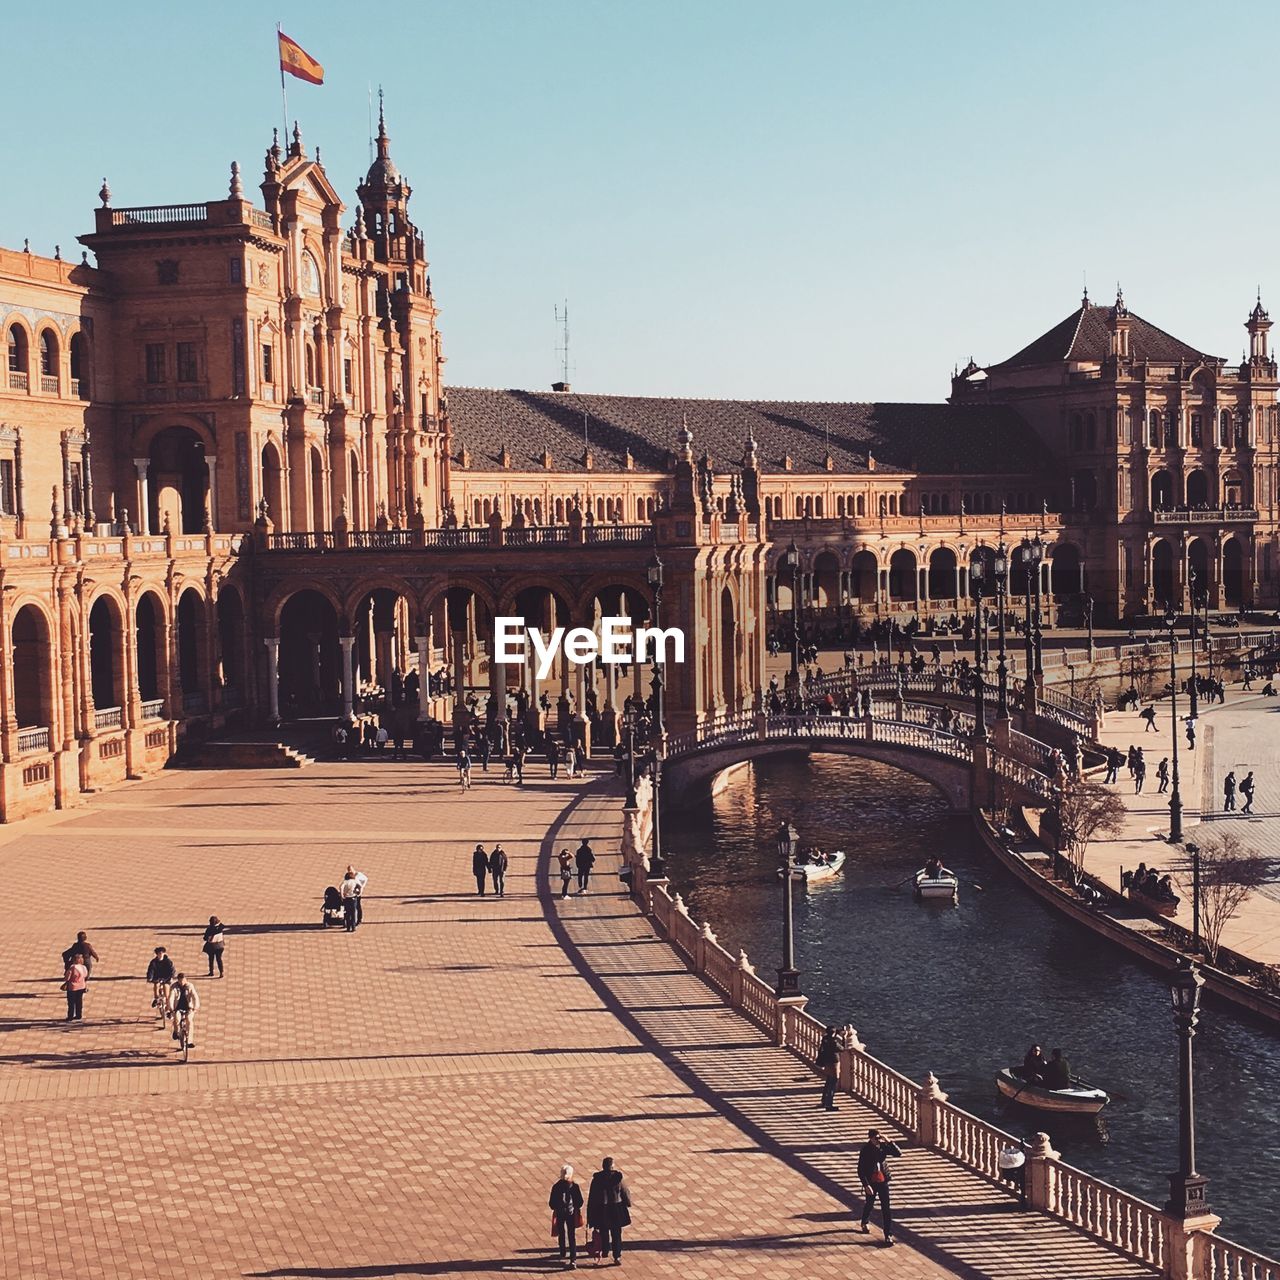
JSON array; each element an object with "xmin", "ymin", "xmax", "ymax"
[
  {"xmin": 1187, "ymin": 569, "xmax": 1200, "ymax": 719},
  {"xmin": 1166, "ymin": 959, "xmax": 1210, "ymax": 1219},
  {"xmin": 968, "ymin": 557, "xmax": 989, "ymax": 742},
  {"xmin": 1165, "ymin": 606, "xmax": 1183, "ymax": 843},
  {"xmin": 783, "ymin": 541, "xmax": 801, "ymax": 681},
  {"xmin": 776, "ymin": 821, "xmax": 801, "ymax": 995},
  {"xmin": 1187, "ymin": 842, "xmax": 1201, "ymax": 955},
  {"xmin": 994, "ymin": 541, "xmax": 1010, "ymax": 719},
  {"xmin": 1084, "ymin": 593, "xmax": 1095, "ymax": 663},
  {"xmin": 621, "ymin": 704, "xmax": 638, "ymax": 814},
  {"xmin": 647, "ymin": 554, "xmax": 666, "ymax": 876},
  {"xmin": 1019, "ymin": 536, "xmax": 1045, "ymax": 681}
]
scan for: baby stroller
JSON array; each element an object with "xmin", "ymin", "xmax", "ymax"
[{"xmin": 322, "ymin": 886, "xmax": 346, "ymax": 927}]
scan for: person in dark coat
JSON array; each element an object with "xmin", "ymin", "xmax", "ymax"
[
  {"xmin": 488, "ymin": 844, "xmax": 509, "ymax": 897},
  {"xmin": 575, "ymin": 839, "xmax": 596, "ymax": 895},
  {"xmin": 472, "ymin": 844, "xmax": 490, "ymax": 895},
  {"xmin": 586, "ymin": 1156, "xmax": 632, "ymax": 1264},
  {"xmin": 549, "ymin": 1163, "xmax": 584, "ymax": 1268},
  {"xmin": 858, "ymin": 1129, "xmax": 902, "ymax": 1245},
  {"xmin": 815, "ymin": 1025, "xmax": 840, "ymax": 1110}
]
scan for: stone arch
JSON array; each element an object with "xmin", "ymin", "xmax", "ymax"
[
  {"xmin": 6, "ymin": 317, "xmax": 31, "ymax": 383},
  {"xmin": 278, "ymin": 587, "xmax": 343, "ymax": 715},
  {"xmin": 849, "ymin": 548, "xmax": 878, "ymax": 603},
  {"xmin": 812, "ymin": 550, "xmax": 841, "ymax": 608},
  {"xmin": 147, "ymin": 425, "xmax": 208, "ymax": 534},
  {"xmin": 266, "ymin": 579, "xmax": 345, "ymax": 636},
  {"xmin": 888, "ymin": 548, "xmax": 916, "ymax": 602},
  {"xmin": 261, "ymin": 440, "xmax": 284, "ymax": 525},
  {"xmin": 1150, "ymin": 469, "xmax": 1174, "ymax": 510},
  {"xmin": 1185, "ymin": 469, "xmax": 1209, "ymax": 507},
  {"xmin": 36, "ymin": 326, "xmax": 60, "ymax": 387},
  {"xmin": 12, "ymin": 603, "xmax": 54, "ymax": 732},
  {"xmin": 134, "ymin": 589, "xmax": 170, "ymax": 705},
  {"xmin": 347, "ymin": 448, "xmax": 362, "ymax": 527},
  {"xmin": 1151, "ymin": 539, "xmax": 1176, "ymax": 611},
  {"xmin": 927, "ymin": 546, "xmax": 957, "ymax": 600},
  {"xmin": 88, "ymin": 593, "xmax": 126, "ymax": 714},
  {"xmin": 350, "ymin": 581, "xmax": 418, "ymax": 704},
  {"xmin": 175, "ymin": 587, "xmax": 210, "ymax": 712},
  {"xmin": 1222, "ymin": 537, "xmax": 1245, "ymax": 607},
  {"xmin": 309, "ymin": 444, "xmax": 326, "ymax": 532},
  {"xmin": 69, "ymin": 330, "xmax": 90, "ymax": 397},
  {"xmin": 217, "ymin": 587, "xmax": 247, "ymax": 706},
  {"xmin": 1186, "ymin": 538, "xmax": 1210, "ymax": 604},
  {"xmin": 721, "ymin": 583, "xmax": 739, "ymax": 708},
  {"xmin": 1222, "ymin": 469, "xmax": 1244, "ymax": 507}
]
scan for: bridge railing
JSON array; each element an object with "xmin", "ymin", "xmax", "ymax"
[{"xmin": 630, "ymin": 864, "xmax": 1273, "ymax": 1279}]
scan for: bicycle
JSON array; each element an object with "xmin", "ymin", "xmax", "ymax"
[
  {"xmin": 173, "ymin": 1005, "xmax": 191, "ymax": 1063},
  {"xmin": 153, "ymin": 980, "xmax": 170, "ymax": 1025}
]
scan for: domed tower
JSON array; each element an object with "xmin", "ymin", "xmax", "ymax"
[{"xmin": 356, "ymin": 94, "xmax": 427, "ymax": 290}]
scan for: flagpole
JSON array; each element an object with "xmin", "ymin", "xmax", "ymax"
[{"xmin": 277, "ymin": 23, "xmax": 289, "ymax": 147}]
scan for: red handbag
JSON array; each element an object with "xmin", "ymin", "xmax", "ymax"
[{"xmin": 551, "ymin": 1215, "xmax": 559, "ymax": 1239}]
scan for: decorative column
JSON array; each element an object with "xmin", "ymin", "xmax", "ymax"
[
  {"xmin": 264, "ymin": 637, "xmax": 280, "ymax": 723},
  {"xmin": 339, "ymin": 635, "xmax": 355, "ymax": 719},
  {"xmin": 206, "ymin": 457, "xmax": 219, "ymax": 532},
  {"xmin": 133, "ymin": 458, "xmax": 151, "ymax": 535},
  {"xmin": 82, "ymin": 437, "xmax": 95, "ymax": 527},
  {"xmin": 414, "ymin": 634, "xmax": 430, "ymax": 718}
]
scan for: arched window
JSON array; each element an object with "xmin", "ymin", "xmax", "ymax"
[
  {"xmin": 856, "ymin": 494, "xmax": 865, "ymax": 517},
  {"xmin": 554, "ymin": 497, "xmax": 565, "ymax": 523},
  {"xmin": 38, "ymin": 330, "xmax": 59, "ymax": 384},
  {"xmin": 1149, "ymin": 410, "xmax": 1162, "ymax": 447},
  {"xmin": 1190, "ymin": 413, "xmax": 1203, "ymax": 447},
  {"xmin": 1220, "ymin": 410, "xmax": 1232, "ymax": 447},
  {"xmin": 70, "ymin": 332, "xmax": 89, "ymax": 398},
  {"xmin": 305, "ymin": 343, "xmax": 316, "ymax": 388},
  {"xmin": 888, "ymin": 495, "xmax": 898, "ymax": 515},
  {"xmin": 795, "ymin": 496, "xmax": 804, "ymax": 517},
  {"xmin": 814, "ymin": 495, "xmax": 823, "ymax": 518},
  {"xmin": 473, "ymin": 498, "xmax": 483, "ymax": 524},
  {"xmin": 7, "ymin": 324, "xmax": 28, "ymax": 385}
]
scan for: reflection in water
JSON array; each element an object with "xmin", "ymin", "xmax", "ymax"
[{"xmin": 664, "ymin": 753, "xmax": 1280, "ymax": 1258}]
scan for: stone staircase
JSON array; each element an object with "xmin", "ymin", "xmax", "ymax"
[{"xmin": 175, "ymin": 740, "xmax": 315, "ymax": 770}]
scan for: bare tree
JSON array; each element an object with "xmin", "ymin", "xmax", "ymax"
[
  {"xmin": 1056, "ymin": 778, "xmax": 1127, "ymax": 875},
  {"xmin": 1176, "ymin": 831, "xmax": 1271, "ymax": 965}
]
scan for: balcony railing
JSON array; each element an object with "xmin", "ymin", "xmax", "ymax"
[
  {"xmin": 140, "ymin": 699, "xmax": 165, "ymax": 722},
  {"xmin": 308, "ymin": 386, "xmax": 324, "ymax": 405},
  {"xmin": 584, "ymin": 523, "xmax": 651, "ymax": 544},
  {"xmin": 17, "ymin": 725, "xmax": 50, "ymax": 754},
  {"xmin": 348, "ymin": 529, "xmax": 415, "ymax": 549},
  {"xmin": 94, "ymin": 706, "xmax": 122, "ymax": 730},
  {"xmin": 39, "ymin": 375, "xmax": 58, "ymax": 394},
  {"xmin": 266, "ymin": 531, "xmax": 336, "ymax": 551},
  {"xmin": 8, "ymin": 371, "xmax": 27, "ymax": 391},
  {"xmin": 1152, "ymin": 506, "xmax": 1258, "ymax": 524},
  {"xmin": 110, "ymin": 203, "xmax": 210, "ymax": 226}
]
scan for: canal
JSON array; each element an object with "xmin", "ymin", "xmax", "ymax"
[{"xmin": 663, "ymin": 752, "xmax": 1280, "ymax": 1259}]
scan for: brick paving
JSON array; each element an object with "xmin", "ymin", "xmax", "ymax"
[{"xmin": 0, "ymin": 757, "xmax": 1155, "ymax": 1278}]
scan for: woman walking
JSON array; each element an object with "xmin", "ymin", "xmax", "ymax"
[
  {"xmin": 548, "ymin": 1163, "xmax": 584, "ymax": 1268},
  {"xmin": 558, "ymin": 848, "xmax": 574, "ymax": 899},
  {"xmin": 62, "ymin": 952, "xmax": 89, "ymax": 1021},
  {"xmin": 203, "ymin": 916, "xmax": 226, "ymax": 977}
]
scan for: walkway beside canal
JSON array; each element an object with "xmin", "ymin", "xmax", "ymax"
[{"xmin": 0, "ymin": 753, "xmax": 1160, "ymax": 1279}]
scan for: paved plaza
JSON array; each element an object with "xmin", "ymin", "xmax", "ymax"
[
  {"xmin": 1092, "ymin": 685, "xmax": 1280, "ymax": 963},
  {"xmin": 0, "ymin": 754, "xmax": 1160, "ymax": 1279}
]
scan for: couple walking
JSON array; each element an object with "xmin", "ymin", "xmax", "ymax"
[
  {"xmin": 548, "ymin": 1157, "xmax": 632, "ymax": 1268},
  {"xmin": 472, "ymin": 844, "xmax": 509, "ymax": 896}
]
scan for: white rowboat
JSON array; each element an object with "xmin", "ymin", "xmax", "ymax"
[
  {"xmin": 995, "ymin": 1067, "xmax": 1110, "ymax": 1115},
  {"xmin": 779, "ymin": 850, "xmax": 847, "ymax": 882},
  {"xmin": 915, "ymin": 867, "xmax": 959, "ymax": 902}
]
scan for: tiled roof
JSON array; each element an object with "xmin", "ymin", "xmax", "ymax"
[
  {"xmin": 444, "ymin": 387, "xmax": 1048, "ymax": 476},
  {"xmin": 989, "ymin": 302, "xmax": 1215, "ymax": 370}
]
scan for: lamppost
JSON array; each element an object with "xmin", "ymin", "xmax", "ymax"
[
  {"xmin": 776, "ymin": 820, "xmax": 801, "ymax": 995},
  {"xmin": 1165, "ymin": 606, "xmax": 1183, "ymax": 843},
  {"xmin": 1166, "ymin": 959, "xmax": 1210, "ymax": 1219},
  {"xmin": 1020, "ymin": 536, "xmax": 1045, "ymax": 681},
  {"xmin": 1084, "ymin": 593, "xmax": 1095, "ymax": 663},
  {"xmin": 647, "ymin": 554, "xmax": 666, "ymax": 877},
  {"xmin": 621, "ymin": 704, "xmax": 638, "ymax": 814},
  {"xmin": 1187, "ymin": 569, "xmax": 1200, "ymax": 720},
  {"xmin": 1187, "ymin": 842, "xmax": 1201, "ymax": 955},
  {"xmin": 968, "ymin": 557, "xmax": 989, "ymax": 742},
  {"xmin": 995, "ymin": 542, "xmax": 1010, "ymax": 719},
  {"xmin": 784, "ymin": 540, "xmax": 801, "ymax": 683}
]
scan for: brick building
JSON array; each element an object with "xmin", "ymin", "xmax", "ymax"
[{"xmin": 0, "ymin": 116, "xmax": 1276, "ymax": 819}]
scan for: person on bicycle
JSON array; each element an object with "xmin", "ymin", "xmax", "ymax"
[
  {"xmin": 167, "ymin": 973, "xmax": 200, "ymax": 1049},
  {"xmin": 146, "ymin": 946, "xmax": 175, "ymax": 1012}
]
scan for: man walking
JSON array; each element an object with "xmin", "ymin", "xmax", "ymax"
[
  {"xmin": 815, "ymin": 1025, "xmax": 841, "ymax": 1111},
  {"xmin": 489, "ymin": 843, "xmax": 508, "ymax": 897},
  {"xmin": 575, "ymin": 838, "xmax": 596, "ymax": 894},
  {"xmin": 1156, "ymin": 757, "xmax": 1169, "ymax": 794},
  {"xmin": 1140, "ymin": 705, "xmax": 1158, "ymax": 733},
  {"xmin": 1224, "ymin": 771, "xmax": 1237, "ymax": 812},
  {"xmin": 1241, "ymin": 770, "xmax": 1256, "ymax": 815},
  {"xmin": 1134, "ymin": 754, "xmax": 1146, "ymax": 794},
  {"xmin": 61, "ymin": 931, "xmax": 100, "ymax": 976},
  {"xmin": 472, "ymin": 844, "xmax": 490, "ymax": 896},
  {"xmin": 586, "ymin": 1157, "xmax": 632, "ymax": 1265},
  {"xmin": 858, "ymin": 1129, "xmax": 902, "ymax": 1246},
  {"xmin": 547, "ymin": 738, "xmax": 560, "ymax": 780}
]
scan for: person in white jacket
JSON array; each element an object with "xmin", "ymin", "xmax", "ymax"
[{"xmin": 167, "ymin": 974, "xmax": 201, "ymax": 1049}]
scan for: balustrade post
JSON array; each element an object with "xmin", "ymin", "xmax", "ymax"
[
  {"xmin": 1161, "ymin": 1212, "xmax": 1222, "ymax": 1280},
  {"xmin": 836, "ymin": 1023, "xmax": 865, "ymax": 1095},
  {"xmin": 915, "ymin": 1072, "xmax": 948, "ymax": 1147},
  {"xmin": 776, "ymin": 993, "xmax": 809, "ymax": 1047},
  {"xmin": 1023, "ymin": 1132, "xmax": 1060, "ymax": 1213},
  {"xmin": 697, "ymin": 921, "xmax": 716, "ymax": 975},
  {"xmin": 756, "ymin": 710, "xmax": 768, "ymax": 742},
  {"xmin": 730, "ymin": 949, "xmax": 753, "ymax": 1009}
]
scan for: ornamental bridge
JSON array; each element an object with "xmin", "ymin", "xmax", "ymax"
[{"xmin": 661, "ymin": 705, "xmax": 1061, "ymax": 812}]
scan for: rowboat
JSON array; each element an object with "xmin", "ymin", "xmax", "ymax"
[
  {"xmin": 995, "ymin": 1067, "xmax": 1110, "ymax": 1115},
  {"xmin": 915, "ymin": 867, "xmax": 959, "ymax": 902},
  {"xmin": 779, "ymin": 850, "xmax": 847, "ymax": 882},
  {"xmin": 1128, "ymin": 885, "xmax": 1179, "ymax": 918}
]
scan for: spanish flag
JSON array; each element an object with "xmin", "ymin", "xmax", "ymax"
[{"xmin": 278, "ymin": 31, "xmax": 324, "ymax": 85}]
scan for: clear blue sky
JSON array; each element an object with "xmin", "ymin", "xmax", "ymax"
[{"xmin": 5, "ymin": 1, "xmax": 1276, "ymax": 401}]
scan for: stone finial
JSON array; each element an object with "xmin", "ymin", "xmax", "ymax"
[
  {"xmin": 117, "ymin": 506, "xmax": 130, "ymax": 535},
  {"xmin": 98, "ymin": 178, "xmax": 111, "ymax": 208},
  {"xmin": 354, "ymin": 206, "xmax": 366, "ymax": 237},
  {"xmin": 1026, "ymin": 1131, "xmax": 1060, "ymax": 1160},
  {"xmin": 162, "ymin": 511, "xmax": 172, "ymax": 535},
  {"xmin": 50, "ymin": 486, "xmax": 67, "ymax": 540},
  {"xmin": 229, "ymin": 161, "xmax": 243, "ymax": 198},
  {"xmin": 699, "ymin": 920, "xmax": 718, "ymax": 945},
  {"xmin": 677, "ymin": 413, "xmax": 694, "ymax": 462},
  {"xmin": 22, "ymin": 239, "xmax": 29, "ymax": 254},
  {"xmin": 54, "ymin": 245, "xmax": 61, "ymax": 261},
  {"xmin": 743, "ymin": 428, "xmax": 758, "ymax": 469},
  {"xmin": 840, "ymin": 1022, "xmax": 865, "ymax": 1053},
  {"xmin": 736, "ymin": 949, "xmax": 755, "ymax": 974},
  {"xmin": 921, "ymin": 1071, "xmax": 948, "ymax": 1102},
  {"xmin": 81, "ymin": 251, "xmax": 88, "ymax": 265}
]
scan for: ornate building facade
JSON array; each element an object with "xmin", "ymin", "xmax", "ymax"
[{"xmin": 0, "ymin": 116, "xmax": 1276, "ymax": 820}]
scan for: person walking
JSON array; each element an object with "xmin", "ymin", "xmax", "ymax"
[
  {"xmin": 62, "ymin": 952, "xmax": 88, "ymax": 1021},
  {"xmin": 549, "ymin": 1163, "xmax": 584, "ymax": 1269},
  {"xmin": 575, "ymin": 838, "xmax": 596, "ymax": 895},
  {"xmin": 586, "ymin": 1157, "xmax": 632, "ymax": 1265},
  {"xmin": 472, "ymin": 844, "xmax": 490, "ymax": 896},
  {"xmin": 816, "ymin": 1024, "xmax": 841, "ymax": 1111},
  {"xmin": 1140, "ymin": 705, "xmax": 1158, "ymax": 733},
  {"xmin": 344, "ymin": 864, "xmax": 369, "ymax": 926},
  {"xmin": 1134, "ymin": 754, "xmax": 1147, "ymax": 794},
  {"xmin": 1185, "ymin": 717, "xmax": 1197, "ymax": 751},
  {"xmin": 339, "ymin": 871, "xmax": 361, "ymax": 931},
  {"xmin": 558, "ymin": 848, "xmax": 574, "ymax": 899},
  {"xmin": 489, "ymin": 843, "xmax": 508, "ymax": 897},
  {"xmin": 457, "ymin": 746, "xmax": 472, "ymax": 791},
  {"xmin": 1241, "ymin": 770, "xmax": 1256, "ymax": 815},
  {"xmin": 202, "ymin": 916, "xmax": 227, "ymax": 976},
  {"xmin": 858, "ymin": 1128, "xmax": 903, "ymax": 1246},
  {"xmin": 61, "ymin": 931, "xmax": 100, "ymax": 976},
  {"xmin": 1224, "ymin": 770, "xmax": 1237, "ymax": 812},
  {"xmin": 547, "ymin": 738, "xmax": 560, "ymax": 780},
  {"xmin": 1156, "ymin": 757, "xmax": 1169, "ymax": 794},
  {"xmin": 565, "ymin": 742, "xmax": 578, "ymax": 780}
]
